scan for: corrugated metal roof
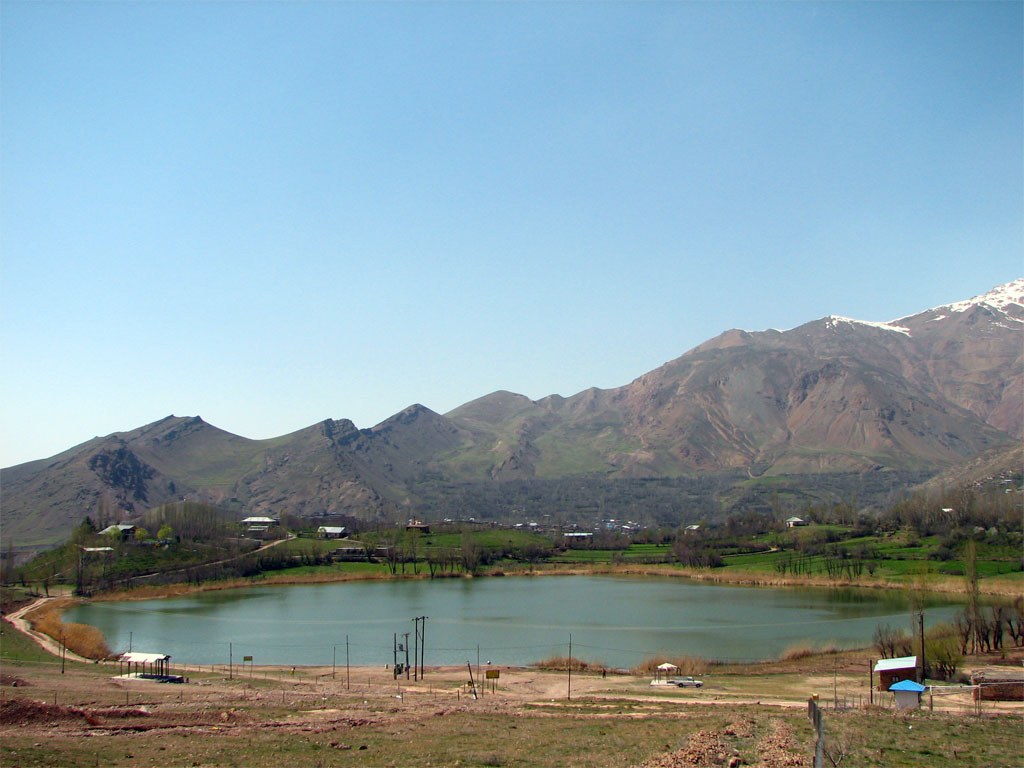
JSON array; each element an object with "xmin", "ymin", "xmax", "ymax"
[{"xmin": 874, "ymin": 656, "xmax": 917, "ymax": 672}]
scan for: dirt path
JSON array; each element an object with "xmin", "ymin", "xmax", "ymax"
[{"xmin": 4, "ymin": 597, "xmax": 90, "ymax": 662}]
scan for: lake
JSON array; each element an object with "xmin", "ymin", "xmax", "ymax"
[{"xmin": 66, "ymin": 575, "xmax": 962, "ymax": 669}]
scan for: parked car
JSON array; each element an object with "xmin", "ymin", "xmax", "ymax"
[{"xmin": 667, "ymin": 676, "xmax": 703, "ymax": 688}]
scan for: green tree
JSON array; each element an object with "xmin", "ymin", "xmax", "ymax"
[
  {"xmin": 460, "ymin": 530, "xmax": 482, "ymax": 575},
  {"xmin": 925, "ymin": 623, "xmax": 963, "ymax": 680}
]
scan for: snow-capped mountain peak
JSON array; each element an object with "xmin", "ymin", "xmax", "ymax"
[{"xmin": 939, "ymin": 278, "xmax": 1024, "ymax": 314}]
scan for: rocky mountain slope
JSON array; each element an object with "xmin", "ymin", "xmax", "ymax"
[{"xmin": 3, "ymin": 280, "xmax": 1020, "ymax": 546}]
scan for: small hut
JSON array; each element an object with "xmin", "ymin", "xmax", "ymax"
[
  {"xmin": 874, "ymin": 656, "xmax": 918, "ymax": 690},
  {"xmin": 890, "ymin": 679, "xmax": 926, "ymax": 710}
]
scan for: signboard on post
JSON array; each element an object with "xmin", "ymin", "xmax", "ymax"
[{"xmin": 485, "ymin": 668, "xmax": 500, "ymax": 693}]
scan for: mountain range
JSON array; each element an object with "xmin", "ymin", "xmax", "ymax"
[{"xmin": 3, "ymin": 280, "xmax": 1021, "ymax": 547}]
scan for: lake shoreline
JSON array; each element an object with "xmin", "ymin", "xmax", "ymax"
[
  {"xmin": 42, "ymin": 565, "xmax": 987, "ymax": 667},
  {"xmin": 75, "ymin": 559, "xmax": 1021, "ymax": 606}
]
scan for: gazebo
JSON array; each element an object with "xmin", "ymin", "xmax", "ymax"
[
  {"xmin": 654, "ymin": 662, "xmax": 678, "ymax": 683},
  {"xmin": 119, "ymin": 651, "xmax": 172, "ymax": 677}
]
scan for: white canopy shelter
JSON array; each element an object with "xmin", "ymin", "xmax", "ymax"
[
  {"xmin": 120, "ymin": 651, "xmax": 171, "ymax": 676},
  {"xmin": 655, "ymin": 662, "xmax": 678, "ymax": 682}
]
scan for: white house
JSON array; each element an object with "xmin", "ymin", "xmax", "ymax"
[
  {"xmin": 241, "ymin": 516, "xmax": 277, "ymax": 533},
  {"xmin": 317, "ymin": 526, "xmax": 346, "ymax": 539},
  {"xmin": 785, "ymin": 517, "xmax": 809, "ymax": 528},
  {"xmin": 99, "ymin": 524, "xmax": 135, "ymax": 540}
]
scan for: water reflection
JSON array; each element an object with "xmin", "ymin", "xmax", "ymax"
[{"xmin": 66, "ymin": 576, "xmax": 962, "ymax": 669}]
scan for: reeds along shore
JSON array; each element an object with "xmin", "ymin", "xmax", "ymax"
[
  {"xmin": 26, "ymin": 558, "xmax": 1022, "ymax": 607},
  {"xmin": 24, "ymin": 598, "xmax": 112, "ymax": 659}
]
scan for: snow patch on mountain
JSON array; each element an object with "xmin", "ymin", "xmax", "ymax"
[{"xmin": 825, "ymin": 316, "xmax": 912, "ymax": 336}]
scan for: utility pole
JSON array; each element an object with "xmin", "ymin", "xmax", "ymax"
[
  {"xmin": 412, "ymin": 616, "xmax": 428, "ymax": 680},
  {"xmin": 403, "ymin": 632, "xmax": 410, "ymax": 680},
  {"xmin": 420, "ymin": 617, "xmax": 426, "ymax": 679},
  {"xmin": 832, "ymin": 655, "xmax": 837, "ymax": 709},
  {"xmin": 346, "ymin": 635, "xmax": 350, "ymax": 690},
  {"xmin": 332, "ymin": 645, "xmax": 337, "ymax": 679},
  {"xmin": 567, "ymin": 635, "xmax": 572, "ymax": 701},
  {"xmin": 919, "ymin": 611, "xmax": 926, "ymax": 683}
]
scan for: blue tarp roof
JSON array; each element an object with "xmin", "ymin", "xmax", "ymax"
[{"xmin": 889, "ymin": 680, "xmax": 926, "ymax": 692}]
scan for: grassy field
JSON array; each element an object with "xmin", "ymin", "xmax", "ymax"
[{"xmin": 7, "ymin": 702, "xmax": 1018, "ymax": 768}]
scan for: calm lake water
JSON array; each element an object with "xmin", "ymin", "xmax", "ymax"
[{"xmin": 66, "ymin": 576, "xmax": 961, "ymax": 669}]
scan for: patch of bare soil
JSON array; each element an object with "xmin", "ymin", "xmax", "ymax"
[
  {"xmin": 0, "ymin": 673, "xmax": 31, "ymax": 687},
  {"xmin": 635, "ymin": 718, "xmax": 804, "ymax": 768},
  {"xmin": 751, "ymin": 720, "xmax": 804, "ymax": 768},
  {"xmin": 638, "ymin": 727, "xmax": 740, "ymax": 767},
  {"xmin": 0, "ymin": 698, "xmax": 100, "ymax": 726}
]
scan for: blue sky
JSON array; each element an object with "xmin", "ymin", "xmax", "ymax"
[{"xmin": 2, "ymin": 1, "xmax": 1021, "ymax": 468}]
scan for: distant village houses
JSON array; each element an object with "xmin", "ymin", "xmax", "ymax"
[
  {"xmin": 240, "ymin": 516, "xmax": 278, "ymax": 534},
  {"xmin": 99, "ymin": 524, "xmax": 135, "ymax": 540}
]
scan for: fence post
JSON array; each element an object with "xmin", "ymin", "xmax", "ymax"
[{"xmin": 807, "ymin": 697, "xmax": 824, "ymax": 768}]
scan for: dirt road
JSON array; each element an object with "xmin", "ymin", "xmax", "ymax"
[{"xmin": 5, "ymin": 597, "xmax": 90, "ymax": 663}]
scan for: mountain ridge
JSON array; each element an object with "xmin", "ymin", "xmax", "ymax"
[{"xmin": 3, "ymin": 279, "xmax": 1021, "ymax": 546}]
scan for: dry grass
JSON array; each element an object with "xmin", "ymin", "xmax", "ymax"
[
  {"xmin": 535, "ymin": 655, "xmax": 607, "ymax": 672},
  {"xmin": 576, "ymin": 563, "xmax": 1021, "ymax": 598},
  {"xmin": 25, "ymin": 599, "xmax": 111, "ymax": 659},
  {"xmin": 778, "ymin": 641, "xmax": 840, "ymax": 662},
  {"xmin": 94, "ymin": 569, "xmax": 388, "ymax": 601}
]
